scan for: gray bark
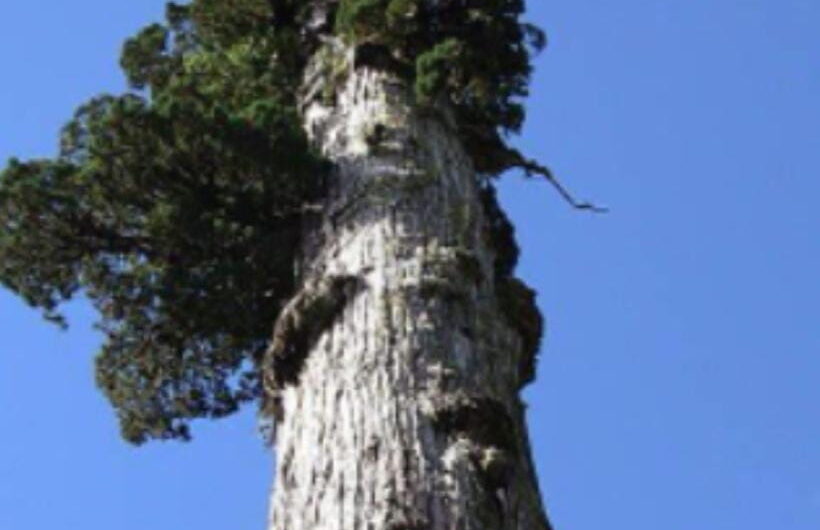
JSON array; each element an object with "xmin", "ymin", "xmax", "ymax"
[{"xmin": 266, "ymin": 43, "xmax": 552, "ymax": 530}]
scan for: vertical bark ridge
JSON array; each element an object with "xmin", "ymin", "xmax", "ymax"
[{"xmin": 268, "ymin": 44, "xmax": 552, "ymax": 530}]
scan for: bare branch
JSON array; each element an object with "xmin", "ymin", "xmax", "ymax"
[{"xmin": 509, "ymin": 154, "xmax": 608, "ymax": 213}]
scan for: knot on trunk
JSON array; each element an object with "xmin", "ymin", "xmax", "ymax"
[
  {"xmin": 431, "ymin": 394, "xmax": 520, "ymax": 515},
  {"xmin": 262, "ymin": 274, "xmax": 363, "ymax": 417},
  {"xmin": 353, "ymin": 42, "xmax": 412, "ymax": 78},
  {"xmin": 430, "ymin": 394, "xmax": 518, "ymax": 455},
  {"xmin": 496, "ymin": 277, "xmax": 543, "ymax": 388}
]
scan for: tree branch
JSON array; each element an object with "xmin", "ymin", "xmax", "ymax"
[{"xmin": 509, "ymin": 155, "xmax": 608, "ymax": 213}]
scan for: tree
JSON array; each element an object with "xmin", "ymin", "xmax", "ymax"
[{"xmin": 0, "ymin": 1, "xmax": 594, "ymax": 528}]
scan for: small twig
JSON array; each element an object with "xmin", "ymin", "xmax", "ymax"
[{"xmin": 512, "ymin": 156, "xmax": 608, "ymax": 213}]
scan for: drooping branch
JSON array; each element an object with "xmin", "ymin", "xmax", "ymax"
[{"xmin": 508, "ymin": 152, "xmax": 608, "ymax": 213}]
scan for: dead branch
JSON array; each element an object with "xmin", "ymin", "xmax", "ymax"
[{"xmin": 510, "ymin": 155, "xmax": 608, "ymax": 213}]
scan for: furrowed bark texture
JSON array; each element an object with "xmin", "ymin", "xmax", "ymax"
[{"xmin": 267, "ymin": 44, "xmax": 552, "ymax": 530}]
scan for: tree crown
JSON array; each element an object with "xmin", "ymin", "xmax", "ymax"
[{"xmin": 0, "ymin": 0, "xmax": 541, "ymax": 444}]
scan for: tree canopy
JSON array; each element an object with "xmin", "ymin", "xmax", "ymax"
[{"xmin": 0, "ymin": 0, "xmax": 544, "ymax": 444}]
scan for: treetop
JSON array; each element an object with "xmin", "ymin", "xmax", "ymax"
[{"xmin": 0, "ymin": 0, "xmax": 544, "ymax": 443}]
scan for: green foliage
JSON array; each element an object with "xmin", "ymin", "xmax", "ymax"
[
  {"xmin": 336, "ymin": 0, "xmax": 546, "ymax": 174},
  {"xmin": 1, "ymin": 0, "xmax": 544, "ymax": 444},
  {"xmin": 414, "ymin": 38, "xmax": 462, "ymax": 100},
  {"xmin": 0, "ymin": 0, "xmax": 326, "ymax": 444},
  {"xmin": 120, "ymin": 24, "xmax": 173, "ymax": 90}
]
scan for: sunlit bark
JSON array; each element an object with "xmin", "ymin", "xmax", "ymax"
[{"xmin": 267, "ymin": 43, "xmax": 552, "ymax": 530}]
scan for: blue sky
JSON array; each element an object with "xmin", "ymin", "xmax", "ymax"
[{"xmin": 1, "ymin": 1, "xmax": 818, "ymax": 529}]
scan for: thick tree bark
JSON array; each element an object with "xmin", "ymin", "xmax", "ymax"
[{"xmin": 266, "ymin": 42, "xmax": 552, "ymax": 530}]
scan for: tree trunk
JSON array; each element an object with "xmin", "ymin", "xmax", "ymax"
[{"xmin": 266, "ymin": 42, "xmax": 552, "ymax": 530}]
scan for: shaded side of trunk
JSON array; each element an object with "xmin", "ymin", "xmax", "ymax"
[{"xmin": 267, "ymin": 43, "xmax": 552, "ymax": 530}]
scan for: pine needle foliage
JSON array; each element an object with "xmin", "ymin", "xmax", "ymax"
[{"xmin": 0, "ymin": 0, "xmax": 544, "ymax": 444}]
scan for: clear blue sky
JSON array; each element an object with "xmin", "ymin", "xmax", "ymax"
[{"xmin": 1, "ymin": 1, "xmax": 818, "ymax": 529}]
